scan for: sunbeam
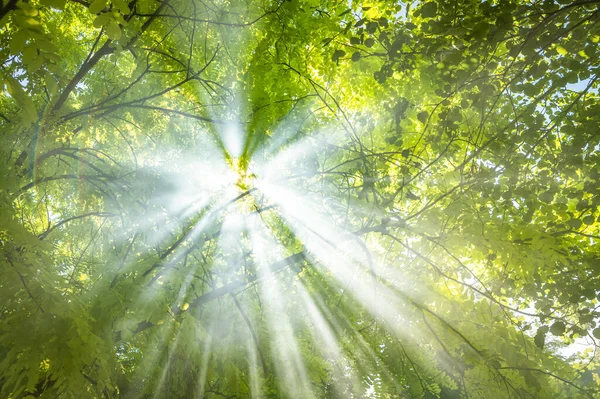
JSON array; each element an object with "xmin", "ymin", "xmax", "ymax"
[{"xmin": 247, "ymin": 213, "xmax": 314, "ymax": 398}]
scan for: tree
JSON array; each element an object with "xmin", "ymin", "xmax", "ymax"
[{"xmin": 1, "ymin": 0, "xmax": 599, "ymax": 397}]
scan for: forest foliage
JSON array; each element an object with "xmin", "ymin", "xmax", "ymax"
[{"xmin": 1, "ymin": 0, "xmax": 600, "ymax": 397}]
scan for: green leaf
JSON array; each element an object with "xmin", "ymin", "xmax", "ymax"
[
  {"xmin": 582, "ymin": 215, "xmax": 594, "ymax": 225},
  {"xmin": 17, "ymin": 2, "xmax": 38, "ymax": 16},
  {"xmin": 373, "ymin": 71, "xmax": 386, "ymax": 83},
  {"xmin": 550, "ymin": 322, "xmax": 566, "ymax": 336},
  {"xmin": 539, "ymin": 191, "xmax": 554, "ymax": 203},
  {"xmin": 524, "ymin": 371, "xmax": 542, "ymax": 391},
  {"xmin": 88, "ymin": 0, "xmax": 107, "ymax": 14},
  {"xmin": 417, "ymin": 111, "xmax": 429, "ymax": 123},
  {"xmin": 93, "ymin": 13, "xmax": 111, "ymax": 28},
  {"xmin": 137, "ymin": 0, "xmax": 152, "ymax": 13},
  {"xmin": 351, "ymin": 51, "xmax": 361, "ymax": 62},
  {"xmin": 593, "ymin": 328, "xmax": 600, "ymax": 340},
  {"xmin": 534, "ymin": 330, "xmax": 546, "ymax": 349},
  {"xmin": 45, "ymin": 73, "xmax": 58, "ymax": 95},
  {"xmin": 106, "ymin": 20, "xmax": 122, "ymax": 40},
  {"xmin": 332, "ymin": 49, "xmax": 345, "ymax": 62},
  {"xmin": 419, "ymin": 2, "xmax": 437, "ymax": 19},
  {"xmin": 4, "ymin": 75, "xmax": 37, "ymax": 126},
  {"xmin": 112, "ymin": 0, "xmax": 131, "ymax": 13},
  {"xmin": 9, "ymin": 31, "xmax": 28, "ymax": 53},
  {"xmin": 13, "ymin": 15, "xmax": 41, "ymax": 29},
  {"xmin": 366, "ymin": 21, "xmax": 379, "ymax": 34},
  {"xmin": 567, "ymin": 218, "xmax": 582, "ymax": 229}
]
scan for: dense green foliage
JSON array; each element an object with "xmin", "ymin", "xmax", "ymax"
[{"xmin": 1, "ymin": 0, "xmax": 600, "ymax": 397}]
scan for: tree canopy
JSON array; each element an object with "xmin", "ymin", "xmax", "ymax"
[{"xmin": 1, "ymin": 0, "xmax": 600, "ymax": 397}]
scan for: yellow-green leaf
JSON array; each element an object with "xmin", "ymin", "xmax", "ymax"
[
  {"xmin": 93, "ymin": 13, "xmax": 111, "ymax": 28},
  {"xmin": 88, "ymin": 0, "xmax": 107, "ymax": 14},
  {"xmin": 106, "ymin": 20, "xmax": 122, "ymax": 40}
]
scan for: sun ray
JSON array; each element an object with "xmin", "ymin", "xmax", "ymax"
[{"xmin": 246, "ymin": 212, "xmax": 315, "ymax": 398}]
